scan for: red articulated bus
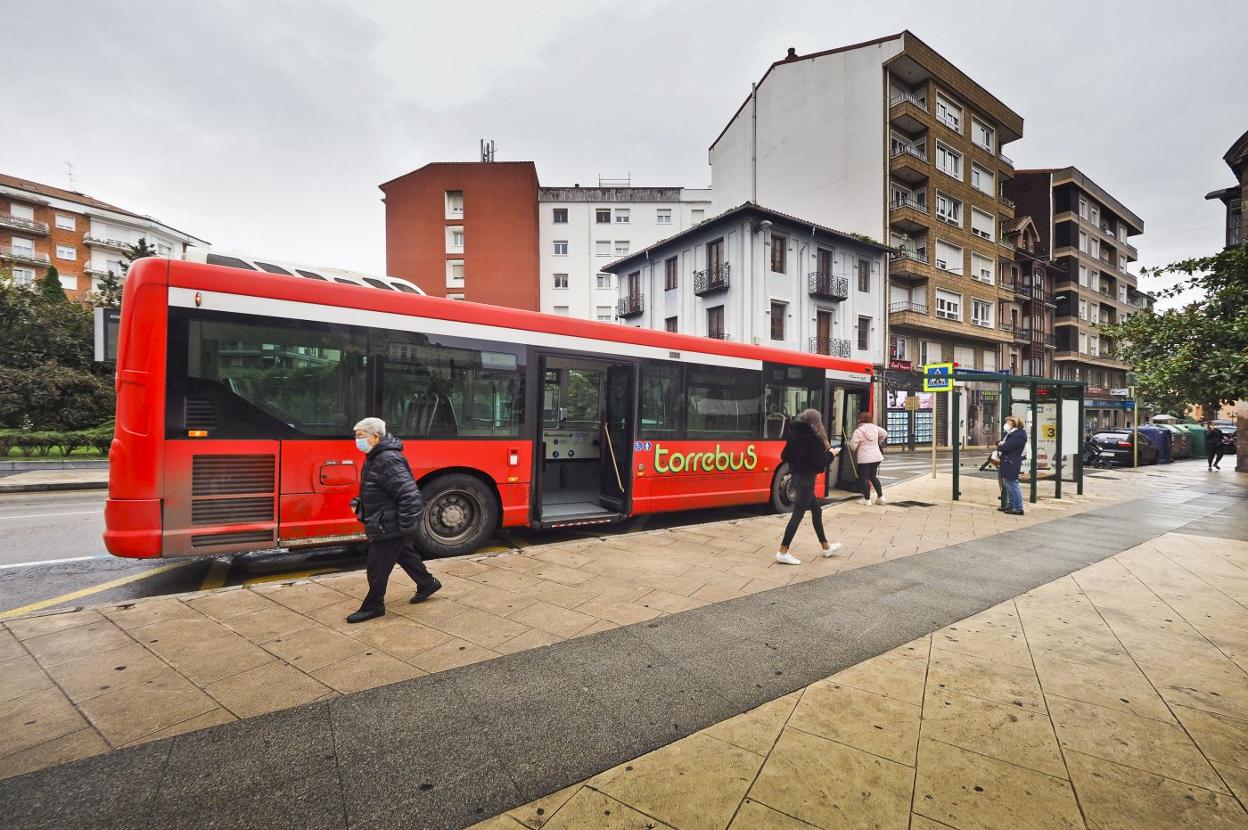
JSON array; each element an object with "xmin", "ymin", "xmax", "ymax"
[{"xmin": 104, "ymin": 258, "xmax": 874, "ymax": 560}]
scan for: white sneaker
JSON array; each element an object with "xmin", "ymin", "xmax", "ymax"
[
  {"xmin": 775, "ymin": 552, "xmax": 802, "ymax": 565},
  {"xmin": 821, "ymin": 543, "xmax": 843, "ymax": 558},
  {"xmin": 859, "ymin": 498, "xmax": 871, "ymax": 506},
  {"xmin": 876, "ymin": 495, "xmax": 888, "ymax": 504}
]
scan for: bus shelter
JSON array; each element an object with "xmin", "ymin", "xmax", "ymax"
[{"xmin": 944, "ymin": 371, "xmax": 1088, "ymax": 506}]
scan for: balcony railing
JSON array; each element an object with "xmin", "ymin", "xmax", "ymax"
[
  {"xmin": 998, "ymin": 151, "xmax": 1014, "ymax": 165},
  {"xmin": 808, "ymin": 272, "xmax": 849, "ymax": 301},
  {"xmin": 999, "ymin": 321, "xmax": 1016, "ymax": 334},
  {"xmin": 889, "ymin": 301, "xmax": 928, "ymax": 315},
  {"xmin": 890, "ymin": 248, "xmax": 929, "ymax": 264},
  {"xmin": 889, "ymin": 91, "xmax": 927, "ymax": 110},
  {"xmin": 890, "ymin": 143, "xmax": 928, "ymax": 162},
  {"xmin": 84, "ymin": 235, "xmax": 132, "ymax": 251},
  {"xmin": 693, "ymin": 263, "xmax": 730, "ymax": 296},
  {"xmin": 809, "ymin": 337, "xmax": 851, "ymax": 358},
  {"xmin": 707, "ymin": 331, "xmax": 728, "ymax": 340},
  {"xmin": 616, "ymin": 293, "xmax": 643, "ymax": 318},
  {"xmin": 0, "ymin": 245, "xmax": 50, "ymax": 265},
  {"xmin": 0, "ymin": 213, "xmax": 49, "ymax": 234},
  {"xmin": 890, "ymin": 195, "xmax": 927, "ymax": 212},
  {"xmin": 999, "ymin": 195, "xmax": 1015, "ymax": 210}
]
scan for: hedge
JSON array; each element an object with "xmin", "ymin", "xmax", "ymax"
[{"xmin": 0, "ymin": 422, "xmax": 114, "ymax": 458}]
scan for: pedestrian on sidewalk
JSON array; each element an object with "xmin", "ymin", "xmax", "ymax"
[
  {"xmin": 346, "ymin": 418, "xmax": 441, "ymax": 623},
  {"xmin": 1206, "ymin": 422, "xmax": 1226, "ymax": 470},
  {"xmin": 775, "ymin": 409, "xmax": 844, "ymax": 565},
  {"xmin": 997, "ymin": 415, "xmax": 1027, "ymax": 516},
  {"xmin": 849, "ymin": 411, "xmax": 889, "ymax": 505}
]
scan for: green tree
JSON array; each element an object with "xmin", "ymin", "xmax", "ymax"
[
  {"xmin": 39, "ymin": 265, "xmax": 68, "ymax": 303},
  {"xmin": 1101, "ymin": 247, "xmax": 1248, "ymax": 415},
  {"xmin": 120, "ymin": 237, "xmax": 159, "ymax": 276},
  {"xmin": 94, "ymin": 269, "xmax": 124, "ymax": 308}
]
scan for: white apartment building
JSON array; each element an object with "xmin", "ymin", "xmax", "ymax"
[
  {"xmin": 537, "ymin": 186, "xmax": 711, "ymax": 319},
  {"xmin": 601, "ymin": 203, "xmax": 888, "ymax": 366}
]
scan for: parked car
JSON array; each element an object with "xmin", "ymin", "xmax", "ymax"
[
  {"xmin": 1090, "ymin": 429, "xmax": 1159, "ymax": 467},
  {"xmin": 1220, "ymin": 427, "xmax": 1238, "ymax": 456}
]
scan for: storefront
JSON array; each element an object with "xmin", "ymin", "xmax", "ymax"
[
  {"xmin": 883, "ymin": 362, "xmax": 934, "ymax": 447},
  {"xmin": 1085, "ymin": 389, "xmax": 1135, "ymax": 431}
]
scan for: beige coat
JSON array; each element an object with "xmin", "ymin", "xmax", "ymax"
[{"xmin": 849, "ymin": 423, "xmax": 888, "ymax": 464}]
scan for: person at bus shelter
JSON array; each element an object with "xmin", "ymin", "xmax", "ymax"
[
  {"xmin": 997, "ymin": 415, "xmax": 1028, "ymax": 516},
  {"xmin": 346, "ymin": 418, "xmax": 441, "ymax": 623},
  {"xmin": 774, "ymin": 409, "xmax": 844, "ymax": 565}
]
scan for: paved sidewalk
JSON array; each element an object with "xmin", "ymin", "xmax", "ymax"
[{"xmin": 0, "ymin": 469, "xmax": 108, "ymax": 493}]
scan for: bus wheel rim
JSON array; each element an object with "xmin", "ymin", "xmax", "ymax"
[{"xmin": 426, "ymin": 489, "xmax": 480, "ymax": 543}]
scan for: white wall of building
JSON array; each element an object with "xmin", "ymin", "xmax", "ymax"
[
  {"xmin": 538, "ymin": 189, "xmax": 710, "ymax": 317},
  {"xmin": 709, "ymin": 41, "xmax": 901, "ymax": 240}
]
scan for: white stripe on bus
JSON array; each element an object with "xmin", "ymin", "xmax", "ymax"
[{"xmin": 170, "ymin": 287, "xmax": 765, "ymax": 371}]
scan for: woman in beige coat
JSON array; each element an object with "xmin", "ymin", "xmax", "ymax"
[{"xmin": 848, "ymin": 411, "xmax": 889, "ymax": 505}]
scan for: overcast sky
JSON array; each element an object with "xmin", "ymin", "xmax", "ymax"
[{"xmin": 8, "ymin": 0, "xmax": 1245, "ymax": 306}]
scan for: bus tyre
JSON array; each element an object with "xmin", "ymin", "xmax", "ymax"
[
  {"xmin": 413, "ymin": 474, "xmax": 498, "ymax": 559},
  {"xmin": 770, "ymin": 464, "xmax": 796, "ymax": 513}
]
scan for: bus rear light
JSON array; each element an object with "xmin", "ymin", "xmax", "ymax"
[
  {"xmin": 187, "ymin": 429, "xmax": 208, "ymax": 438},
  {"xmin": 508, "ymin": 450, "xmax": 519, "ymax": 466},
  {"xmin": 1117, "ymin": 441, "xmax": 1131, "ymax": 448}
]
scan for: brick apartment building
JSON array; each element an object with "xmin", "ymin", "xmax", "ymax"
[{"xmin": 0, "ymin": 173, "xmax": 207, "ymax": 299}]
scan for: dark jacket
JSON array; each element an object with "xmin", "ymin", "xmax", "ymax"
[
  {"xmin": 780, "ymin": 421, "xmax": 835, "ymax": 478},
  {"xmin": 354, "ymin": 435, "xmax": 423, "ymax": 541},
  {"xmin": 1207, "ymin": 428, "xmax": 1225, "ymax": 454},
  {"xmin": 997, "ymin": 428, "xmax": 1027, "ymax": 480}
]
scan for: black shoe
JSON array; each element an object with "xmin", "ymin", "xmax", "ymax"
[
  {"xmin": 346, "ymin": 608, "xmax": 385, "ymax": 624},
  {"xmin": 1005, "ymin": 509, "xmax": 1024, "ymax": 515},
  {"xmin": 410, "ymin": 579, "xmax": 443, "ymax": 604}
]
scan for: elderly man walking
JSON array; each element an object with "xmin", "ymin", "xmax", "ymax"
[{"xmin": 346, "ymin": 418, "xmax": 441, "ymax": 623}]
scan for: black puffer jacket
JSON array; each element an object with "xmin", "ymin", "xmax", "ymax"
[
  {"xmin": 780, "ymin": 421, "xmax": 835, "ymax": 477},
  {"xmin": 354, "ymin": 435, "xmax": 423, "ymax": 541}
]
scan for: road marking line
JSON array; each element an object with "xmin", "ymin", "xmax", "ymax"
[
  {"xmin": 0, "ymin": 511, "xmax": 101, "ymax": 520},
  {"xmin": 244, "ymin": 567, "xmax": 340, "ymax": 586},
  {"xmin": 0, "ymin": 554, "xmax": 111, "ymax": 570},
  {"xmin": 200, "ymin": 559, "xmax": 231, "ymax": 591},
  {"xmin": 0, "ymin": 561, "xmax": 191, "ymax": 620}
]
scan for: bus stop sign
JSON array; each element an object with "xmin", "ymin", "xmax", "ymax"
[{"xmin": 922, "ymin": 362, "xmax": 954, "ymax": 392}]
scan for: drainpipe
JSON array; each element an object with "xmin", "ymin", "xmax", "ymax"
[{"xmin": 799, "ymin": 223, "xmax": 815, "ymax": 349}]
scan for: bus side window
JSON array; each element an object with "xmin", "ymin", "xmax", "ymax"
[
  {"xmin": 685, "ymin": 366, "xmax": 761, "ymax": 441},
  {"xmin": 640, "ymin": 361, "xmax": 684, "ymax": 440}
]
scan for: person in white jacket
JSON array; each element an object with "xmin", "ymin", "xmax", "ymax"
[{"xmin": 848, "ymin": 412, "xmax": 889, "ymax": 505}]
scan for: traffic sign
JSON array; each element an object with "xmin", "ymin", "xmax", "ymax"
[{"xmin": 922, "ymin": 362, "xmax": 954, "ymax": 392}]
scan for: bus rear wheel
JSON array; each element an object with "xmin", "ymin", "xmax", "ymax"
[
  {"xmin": 414, "ymin": 474, "xmax": 498, "ymax": 558},
  {"xmin": 770, "ymin": 463, "xmax": 796, "ymax": 513}
]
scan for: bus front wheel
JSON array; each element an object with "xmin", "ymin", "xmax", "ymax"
[
  {"xmin": 770, "ymin": 464, "xmax": 796, "ymax": 513},
  {"xmin": 414, "ymin": 474, "xmax": 498, "ymax": 558}
]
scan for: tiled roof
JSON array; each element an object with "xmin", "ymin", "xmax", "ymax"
[{"xmin": 0, "ymin": 173, "xmax": 144, "ymax": 218}]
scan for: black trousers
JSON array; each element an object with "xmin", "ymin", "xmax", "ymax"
[
  {"xmin": 1208, "ymin": 447, "xmax": 1225, "ymax": 468},
  {"xmin": 781, "ymin": 475, "xmax": 827, "ymax": 548},
  {"xmin": 361, "ymin": 535, "xmax": 438, "ymax": 611},
  {"xmin": 858, "ymin": 462, "xmax": 883, "ymax": 498}
]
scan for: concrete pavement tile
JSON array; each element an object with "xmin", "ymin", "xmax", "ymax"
[
  {"xmin": 432, "ymin": 607, "xmax": 533, "ymax": 650},
  {"xmin": 22, "ymin": 619, "xmax": 134, "ymax": 668},
  {"xmin": 913, "ymin": 739, "xmax": 1082, "ymax": 830},
  {"xmin": 575, "ymin": 574, "xmax": 655, "ymax": 602},
  {"xmin": 505, "ymin": 783, "xmax": 580, "ymax": 828},
  {"xmin": 311, "ymin": 648, "xmax": 426, "ymax": 693},
  {"xmin": 0, "ymin": 727, "xmax": 108, "ymax": 782},
  {"xmin": 590, "ymin": 732, "xmax": 762, "ymax": 830},
  {"xmin": 5, "ymin": 609, "xmax": 106, "ymax": 641},
  {"xmin": 187, "ymin": 587, "xmax": 277, "ymax": 620},
  {"xmin": 410, "ymin": 637, "xmax": 500, "ymax": 673},
  {"xmin": 389, "ymin": 594, "xmax": 475, "ymax": 626},
  {"xmin": 203, "ymin": 659, "xmax": 332, "ymax": 718},
  {"xmin": 826, "ymin": 651, "xmax": 929, "ymax": 706},
  {"xmin": 262, "ymin": 623, "xmax": 369, "ymax": 672},
  {"xmin": 749, "ymin": 727, "xmax": 913, "ymax": 830},
  {"xmin": 0, "ymin": 627, "xmax": 23, "ymax": 661},
  {"xmin": 350, "ymin": 614, "xmax": 453, "ymax": 661},
  {"xmin": 1032, "ymin": 655, "xmax": 1176, "ymax": 723},
  {"xmin": 635, "ymin": 588, "xmax": 710, "ymax": 614},
  {"xmin": 933, "ymin": 607, "xmax": 1033, "ymax": 670},
  {"xmin": 43, "ymin": 643, "xmax": 170, "ymax": 704},
  {"xmin": 788, "ymin": 680, "xmax": 921, "ymax": 765},
  {"xmin": 78, "ymin": 669, "xmax": 218, "ymax": 747},
  {"xmin": 539, "ymin": 787, "xmax": 674, "ymax": 829},
  {"xmin": 1064, "ymin": 749, "xmax": 1248, "ymax": 830},
  {"xmin": 222, "ymin": 603, "xmax": 319, "ymax": 644},
  {"xmin": 574, "ymin": 596, "xmax": 662, "ymax": 626},
  {"xmin": 922, "ymin": 688, "xmax": 1067, "ymax": 779},
  {"xmin": 494, "ymin": 627, "xmax": 564, "ymax": 655},
  {"xmin": 927, "ymin": 646, "xmax": 1046, "ymax": 713},
  {"xmin": 507, "ymin": 600, "xmax": 598, "ymax": 638},
  {"xmin": 128, "ymin": 615, "xmax": 233, "ymax": 658},
  {"xmin": 163, "ymin": 632, "xmax": 277, "ymax": 685},
  {"xmin": 727, "ymin": 799, "xmax": 818, "ymax": 829},
  {"xmin": 527, "ymin": 562, "xmax": 598, "ymax": 587},
  {"xmin": 1171, "ymin": 705, "xmax": 1248, "ymax": 770},
  {"xmin": 0, "ymin": 686, "xmax": 89, "ymax": 759},
  {"xmin": 253, "ymin": 580, "xmax": 351, "ymax": 613},
  {"xmin": 101, "ymin": 598, "xmax": 201, "ymax": 630},
  {"xmin": 571, "ymin": 619, "xmax": 619, "ymax": 637},
  {"xmin": 468, "ymin": 567, "xmax": 548, "ymax": 594},
  {"xmin": 458, "ymin": 583, "xmax": 541, "ymax": 616},
  {"xmin": 0, "ymin": 653, "xmax": 53, "ymax": 704},
  {"xmin": 513, "ymin": 579, "xmax": 600, "ymax": 610},
  {"xmin": 703, "ymin": 692, "xmax": 800, "ymax": 757},
  {"xmin": 1139, "ymin": 661, "xmax": 1248, "ymax": 720},
  {"xmin": 119, "ymin": 707, "xmax": 236, "ymax": 747},
  {"xmin": 1212, "ymin": 761, "xmax": 1248, "ymax": 805}
]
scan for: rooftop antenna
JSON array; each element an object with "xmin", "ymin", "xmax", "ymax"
[
  {"xmin": 66, "ymin": 162, "xmax": 76, "ymax": 190},
  {"xmin": 480, "ymin": 139, "xmax": 495, "ymax": 163}
]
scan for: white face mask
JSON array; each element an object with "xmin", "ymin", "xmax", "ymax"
[{"xmin": 355, "ymin": 437, "xmax": 372, "ymax": 453}]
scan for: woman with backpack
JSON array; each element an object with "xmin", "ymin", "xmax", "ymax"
[
  {"xmin": 849, "ymin": 411, "xmax": 889, "ymax": 505},
  {"xmin": 774, "ymin": 409, "xmax": 843, "ymax": 565}
]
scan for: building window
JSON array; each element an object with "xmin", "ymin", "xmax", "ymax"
[
  {"xmin": 1118, "ymin": 254, "xmax": 1127, "ymax": 271},
  {"xmin": 770, "ymin": 234, "xmax": 787, "ymax": 272},
  {"xmin": 971, "ymin": 163, "xmax": 993, "ymax": 194},
  {"xmin": 553, "ymin": 306, "xmax": 569, "ymax": 316},
  {"xmin": 596, "ymin": 306, "xmax": 613, "ymax": 322},
  {"xmin": 614, "ymin": 240, "xmax": 630, "ymax": 256},
  {"xmin": 936, "ymin": 192, "xmax": 962, "ymax": 226},
  {"xmin": 1089, "ymin": 205, "xmax": 1100, "ymax": 225},
  {"xmin": 596, "ymin": 273, "xmax": 612, "ymax": 289},
  {"xmin": 447, "ymin": 293, "xmax": 465, "ymax": 301},
  {"xmin": 1078, "ymin": 231, "xmax": 1089, "ymax": 253},
  {"xmin": 857, "ymin": 258, "xmax": 871, "ymax": 292},
  {"xmin": 971, "ymin": 253, "xmax": 994, "ymax": 284},
  {"xmin": 12, "ymin": 266, "xmax": 35, "ymax": 286},
  {"xmin": 596, "ymin": 209, "xmax": 611, "ymax": 224},
  {"xmin": 446, "ymin": 190, "xmax": 464, "ymax": 217},
  {"xmin": 157, "ymin": 242, "xmax": 172, "ymax": 257},
  {"xmin": 1078, "ymin": 198, "xmax": 1088, "ymax": 219},
  {"xmin": 936, "ymin": 142, "xmax": 962, "ymax": 179},
  {"xmin": 890, "ymin": 335, "xmax": 907, "ymax": 360},
  {"xmin": 706, "ymin": 305, "xmax": 725, "ymax": 339},
  {"xmin": 451, "ymin": 229, "xmax": 464, "ymax": 247},
  {"xmin": 552, "ymin": 208, "xmax": 568, "ymax": 224},
  {"xmin": 656, "ymin": 209, "xmax": 672, "ymax": 225},
  {"xmin": 935, "ymin": 239, "xmax": 963, "ymax": 274},
  {"xmin": 770, "ymin": 301, "xmax": 786, "ymax": 341},
  {"xmin": 664, "ymin": 256, "xmax": 677, "ymax": 290},
  {"xmin": 972, "ymin": 118, "xmax": 994, "ymax": 151},
  {"xmin": 1078, "ymin": 298, "xmax": 1088, "ymax": 321},
  {"xmin": 553, "ymin": 240, "xmax": 568, "ymax": 256},
  {"xmin": 614, "ymin": 209, "xmax": 630, "ymax": 224},
  {"xmin": 553, "ymin": 273, "xmax": 568, "ymax": 289},
  {"xmin": 936, "ymin": 94, "xmax": 962, "ymax": 131},
  {"xmin": 447, "ymin": 260, "xmax": 465, "ymax": 286},
  {"xmin": 971, "ymin": 208, "xmax": 994, "ymax": 241},
  {"xmin": 691, "ymin": 209, "xmax": 705, "ymax": 223},
  {"xmin": 55, "ymin": 244, "xmax": 76, "ymax": 260},
  {"xmin": 54, "ymin": 214, "xmax": 75, "ymax": 230},
  {"xmin": 971, "ymin": 299, "xmax": 994, "ymax": 328},
  {"xmin": 936, "ymin": 289, "xmax": 962, "ymax": 321},
  {"xmin": 595, "ymin": 240, "xmax": 611, "ymax": 257},
  {"xmin": 665, "ymin": 316, "xmax": 678, "ymax": 332},
  {"xmin": 856, "ymin": 316, "xmax": 871, "ymax": 351}
]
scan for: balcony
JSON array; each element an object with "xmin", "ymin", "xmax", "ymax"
[
  {"xmin": 0, "ymin": 213, "xmax": 49, "ymax": 235},
  {"xmin": 999, "ymin": 193, "xmax": 1015, "ymax": 211},
  {"xmin": 616, "ymin": 293, "xmax": 643, "ymax": 318},
  {"xmin": 808, "ymin": 272, "xmax": 849, "ymax": 301},
  {"xmin": 0, "ymin": 245, "xmax": 50, "ymax": 265},
  {"xmin": 809, "ymin": 337, "xmax": 851, "ymax": 358},
  {"xmin": 890, "ymin": 144, "xmax": 929, "ymax": 184},
  {"xmin": 84, "ymin": 235, "xmax": 130, "ymax": 252},
  {"xmin": 998, "ymin": 150, "xmax": 1014, "ymax": 166},
  {"xmin": 889, "ymin": 195, "xmax": 929, "ymax": 234},
  {"xmin": 693, "ymin": 263, "xmax": 730, "ymax": 296},
  {"xmin": 888, "ymin": 92, "xmax": 929, "ymax": 134},
  {"xmin": 889, "ymin": 248, "xmax": 931, "ymax": 282},
  {"xmin": 889, "ymin": 301, "xmax": 928, "ymax": 315}
]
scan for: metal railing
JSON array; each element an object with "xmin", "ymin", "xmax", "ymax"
[
  {"xmin": 999, "ymin": 195, "xmax": 1015, "ymax": 210},
  {"xmin": 999, "ymin": 321, "xmax": 1016, "ymax": 334},
  {"xmin": 889, "ymin": 91, "xmax": 927, "ymax": 109},
  {"xmin": 0, "ymin": 245, "xmax": 50, "ymax": 264},
  {"xmin": 998, "ymin": 151, "xmax": 1014, "ymax": 165},
  {"xmin": 707, "ymin": 330, "xmax": 728, "ymax": 340},
  {"xmin": 83, "ymin": 235, "xmax": 130, "ymax": 250},
  {"xmin": 809, "ymin": 337, "xmax": 851, "ymax": 358},
  {"xmin": 890, "ymin": 143, "xmax": 928, "ymax": 162},
  {"xmin": 889, "ymin": 301, "xmax": 928, "ymax": 315},
  {"xmin": 693, "ymin": 263, "xmax": 730, "ymax": 295},
  {"xmin": 807, "ymin": 272, "xmax": 849, "ymax": 301},
  {"xmin": 890, "ymin": 248, "xmax": 929, "ymax": 264},
  {"xmin": 890, "ymin": 194, "xmax": 927, "ymax": 212},
  {"xmin": 0, "ymin": 213, "xmax": 49, "ymax": 234},
  {"xmin": 616, "ymin": 293, "xmax": 643, "ymax": 317}
]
